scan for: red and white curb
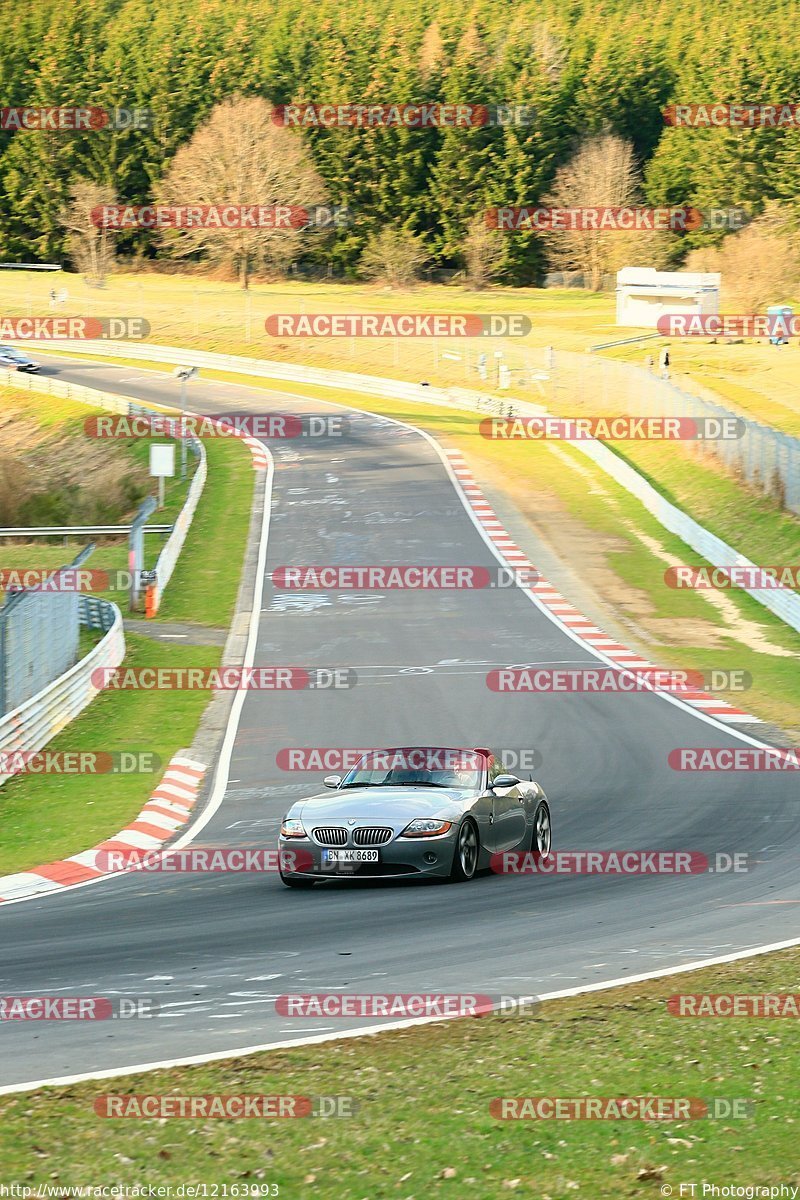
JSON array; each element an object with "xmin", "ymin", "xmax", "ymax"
[
  {"xmin": 444, "ymin": 449, "xmax": 760, "ymax": 725},
  {"xmin": 0, "ymin": 755, "xmax": 206, "ymax": 904},
  {"xmin": 242, "ymin": 435, "xmax": 269, "ymax": 470},
  {"xmin": 181, "ymin": 409, "xmax": 268, "ymax": 471}
]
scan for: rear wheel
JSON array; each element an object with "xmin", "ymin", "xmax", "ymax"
[{"xmin": 449, "ymin": 820, "xmax": 479, "ymax": 882}]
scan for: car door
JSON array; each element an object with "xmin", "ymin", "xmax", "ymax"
[{"xmin": 488, "ymin": 749, "xmax": 528, "ymax": 851}]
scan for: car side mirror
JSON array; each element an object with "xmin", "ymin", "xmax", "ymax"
[
  {"xmin": 491, "ymin": 774, "xmax": 520, "ymax": 790},
  {"xmin": 323, "ymin": 775, "xmax": 342, "ymax": 789}
]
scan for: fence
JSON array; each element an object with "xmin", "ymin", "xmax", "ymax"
[
  {"xmin": 0, "ymin": 597, "xmax": 123, "ymax": 785},
  {"xmin": 551, "ymin": 350, "xmax": 800, "ymax": 516},
  {"xmin": 24, "ymin": 336, "xmax": 800, "ymax": 639},
  {"xmin": 544, "ymin": 271, "xmax": 615, "ymax": 291},
  {"xmin": 0, "ymin": 549, "xmax": 93, "ymax": 715}
]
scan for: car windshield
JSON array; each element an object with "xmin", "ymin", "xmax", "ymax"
[
  {"xmin": 339, "ymin": 747, "xmax": 484, "ymax": 790},
  {"xmin": 0, "ymin": 347, "xmax": 25, "ymax": 358}
]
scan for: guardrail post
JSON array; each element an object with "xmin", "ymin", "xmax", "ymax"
[{"xmin": 129, "ymin": 497, "xmax": 157, "ymax": 611}]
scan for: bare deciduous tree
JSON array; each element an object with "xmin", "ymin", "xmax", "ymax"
[
  {"xmin": 359, "ymin": 226, "xmax": 429, "ymax": 288},
  {"xmin": 532, "ymin": 22, "xmax": 566, "ymax": 82},
  {"xmin": 63, "ymin": 179, "xmax": 117, "ymax": 286},
  {"xmin": 463, "ymin": 214, "xmax": 505, "ymax": 288},
  {"xmin": 686, "ymin": 205, "xmax": 800, "ymax": 310},
  {"xmin": 419, "ymin": 21, "xmax": 445, "ymax": 81},
  {"xmin": 157, "ymin": 96, "xmax": 327, "ymax": 289},
  {"xmin": 541, "ymin": 134, "xmax": 673, "ymax": 290}
]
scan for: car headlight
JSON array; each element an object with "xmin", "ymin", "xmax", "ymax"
[
  {"xmin": 280, "ymin": 818, "xmax": 307, "ymax": 838},
  {"xmin": 399, "ymin": 818, "xmax": 453, "ymax": 838}
]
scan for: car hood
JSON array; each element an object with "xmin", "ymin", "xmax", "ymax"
[{"xmin": 290, "ymin": 785, "xmax": 472, "ymax": 823}]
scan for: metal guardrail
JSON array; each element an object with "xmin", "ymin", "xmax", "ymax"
[
  {"xmin": 0, "ymin": 597, "xmax": 124, "ymax": 786},
  {"xmin": 589, "ymin": 333, "xmax": 660, "ymax": 351},
  {"xmin": 0, "ymin": 363, "xmax": 133, "ymax": 415},
  {"xmin": 0, "ymin": 525, "xmax": 173, "ymax": 537},
  {"xmin": 571, "ymin": 435, "xmax": 800, "ymax": 633},
  {"xmin": 79, "ymin": 594, "xmax": 118, "ymax": 632},
  {"xmin": 24, "ymin": 337, "xmax": 800, "ymax": 639},
  {"xmin": 151, "ymin": 449, "xmax": 207, "ymax": 613},
  {"xmin": 552, "ymin": 349, "xmax": 800, "ymax": 516}
]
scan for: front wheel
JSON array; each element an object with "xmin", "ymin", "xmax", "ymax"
[
  {"xmin": 449, "ymin": 820, "xmax": 479, "ymax": 882},
  {"xmin": 530, "ymin": 803, "xmax": 552, "ymax": 856}
]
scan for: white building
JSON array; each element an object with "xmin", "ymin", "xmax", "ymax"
[{"xmin": 616, "ymin": 268, "xmax": 721, "ymax": 328}]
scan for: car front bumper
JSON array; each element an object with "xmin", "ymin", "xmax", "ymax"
[{"xmin": 279, "ymin": 831, "xmax": 459, "ymax": 881}]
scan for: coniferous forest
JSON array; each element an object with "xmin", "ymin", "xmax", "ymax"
[{"xmin": 1, "ymin": 0, "xmax": 798, "ymax": 282}]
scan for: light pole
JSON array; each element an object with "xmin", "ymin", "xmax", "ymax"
[{"xmin": 172, "ymin": 366, "xmax": 199, "ymax": 480}]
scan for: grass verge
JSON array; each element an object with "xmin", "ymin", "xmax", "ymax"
[
  {"xmin": 24, "ymin": 355, "xmax": 800, "ymax": 731},
  {"xmin": 1, "ymin": 946, "xmax": 797, "ymax": 1195},
  {"xmin": 155, "ymin": 436, "xmax": 255, "ymax": 627},
  {"xmin": 0, "ymin": 380, "xmax": 197, "ymax": 609},
  {"xmin": 4, "ymin": 269, "xmax": 800, "ymax": 436}
]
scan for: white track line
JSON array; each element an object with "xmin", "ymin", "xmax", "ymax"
[{"xmin": 170, "ymin": 453, "xmax": 274, "ymax": 847}]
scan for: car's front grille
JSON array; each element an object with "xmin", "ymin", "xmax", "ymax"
[
  {"xmin": 312, "ymin": 826, "xmax": 348, "ymax": 846},
  {"xmin": 352, "ymin": 826, "xmax": 393, "ymax": 847}
]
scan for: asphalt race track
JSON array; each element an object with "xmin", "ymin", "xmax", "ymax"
[{"xmin": 2, "ymin": 356, "xmax": 799, "ymax": 1089}]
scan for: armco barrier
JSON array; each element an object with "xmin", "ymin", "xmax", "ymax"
[
  {"xmin": 150, "ymin": 441, "xmax": 207, "ymax": 613},
  {"xmin": 572, "ymin": 437, "xmax": 800, "ymax": 631},
  {"xmin": 23, "ymin": 339, "xmax": 800, "ymax": 637},
  {"xmin": 0, "ymin": 363, "xmax": 131, "ymax": 416},
  {"xmin": 0, "ymin": 597, "xmax": 124, "ymax": 786}
]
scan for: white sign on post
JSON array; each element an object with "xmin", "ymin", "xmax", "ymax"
[
  {"xmin": 149, "ymin": 443, "xmax": 175, "ymax": 509},
  {"xmin": 149, "ymin": 443, "xmax": 175, "ymax": 475}
]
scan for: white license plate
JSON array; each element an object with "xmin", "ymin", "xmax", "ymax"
[{"xmin": 322, "ymin": 848, "xmax": 379, "ymax": 864}]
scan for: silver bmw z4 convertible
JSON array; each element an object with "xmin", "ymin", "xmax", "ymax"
[{"xmin": 278, "ymin": 746, "xmax": 552, "ymax": 887}]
